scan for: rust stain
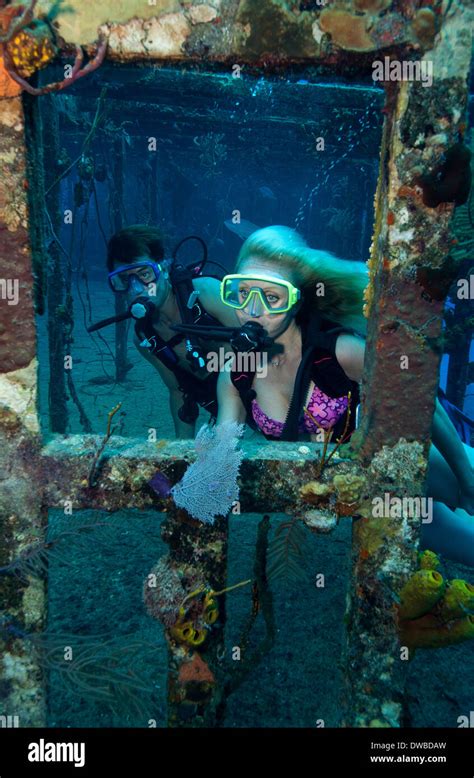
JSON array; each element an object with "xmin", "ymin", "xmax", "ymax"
[{"xmin": 0, "ymin": 55, "xmax": 22, "ymax": 98}]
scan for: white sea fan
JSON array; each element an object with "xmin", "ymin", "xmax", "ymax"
[{"xmin": 171, "ymin": 421, "xmax": 245, "ymax": 524}]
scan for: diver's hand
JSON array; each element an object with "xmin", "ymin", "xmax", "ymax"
[{"xmin": 458, "ymin": 477, "xmax": 474, "ymax": 515}]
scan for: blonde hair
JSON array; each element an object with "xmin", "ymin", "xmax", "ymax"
[{"xmin": 237, "ymin": 226, "xmax": 367, "ymax": 333}]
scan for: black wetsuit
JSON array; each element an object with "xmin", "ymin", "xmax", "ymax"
[
  {"xmin": 230, "ymin": 314, "xmax": 361, "ymax": 442},
  {"xmin": 134, "ymin": 299, "xmax": 220, "ymax": 423}
]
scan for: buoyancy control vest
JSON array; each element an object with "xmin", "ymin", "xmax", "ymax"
[
  {"xmin": 134, "ymin": 237, "xmax": 224, "ymax": 424},
  {"xmin": 230, "ymin": 313, "xmax": 361, "ymax": 442},
  {"xmin": 134, "ymin": 306, "xmax": 220, "ymax": 425}
]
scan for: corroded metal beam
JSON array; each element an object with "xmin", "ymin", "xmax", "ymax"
[
  {"xmin": 342, "ymin": 4, "xmax": 473, "ymax": 727},
  {"xmin": 0, "ymin": 59, "xmax": 46, "ymax": 721},
  {"xmin": 40, "ymin": 434, "xmax": 335, "ymax": 513}
]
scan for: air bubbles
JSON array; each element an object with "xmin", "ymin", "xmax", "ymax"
[{"xmin": 294, "ymin": 94, "xmax": 383, "ymax": 231}]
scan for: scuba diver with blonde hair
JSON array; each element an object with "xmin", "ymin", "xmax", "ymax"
[
  {"xmin": 174, "ymin": 225, "xmax": 474, "ymax": 566},
  {"xmin": 218, "ymin": 226, "xmax": 474, "ymax": 564},
  {"xmin": 216, "ymin": 225, "xmax": 367, "ymax": 443}
]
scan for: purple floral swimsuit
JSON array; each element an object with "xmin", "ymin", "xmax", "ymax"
[{"xmin": 251, "ymin": 384, "xmax": 349, "ymax": 438}]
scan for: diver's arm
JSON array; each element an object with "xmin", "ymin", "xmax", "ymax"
[
  {"xmin": 432, "ymin": 398, "xmax": 474, "ymax": 511},
  {"xmin": 193, "ymin": 277, "xmax": 240, "ymax": 327},
  {"xmin": 133, "ymin": 334, "xmax": 195, "ymax": 438},
  {"xmin": 168, "ymin": 388, "xmax": 196, "ymax": 439},
  {"xmin": 335, "ymin": 333, "xmax": 474, "ymax": 510},
  {"xmin": 335, "ymin": 333, "xmax": 366, "ymax": 383},
  {"xmin": 216, "ymin": 360, "xmax": 247, "ymax": 426}
]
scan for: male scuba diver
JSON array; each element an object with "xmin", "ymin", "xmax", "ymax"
[{"xmin": 91, "ymin": 225, "xmax": 240, "ymax": 438}]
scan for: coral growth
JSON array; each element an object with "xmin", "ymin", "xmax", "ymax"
[
  {"xmin": 317, "ymin": 2, "xmax": 431, "ymax": 54},
  {"xmin": 438, "ymin": 579, "xmax": 474, "ymax": 621},
  {"xmin": 333, "ymin": 473, "xmax": 367, "ymax": 505},
  {"xmin": 87, "ymin": 403, "xmax": 122, "ymax": 487},
  {"xmin": 170, "ymin": 619, "xmax": 207, "ymax": 647},
  {"xmin": 400, "ymin": 612, "xmax": 474, "ymax": 650},
  {"xmin": 144, "ymin": 553, "xmax": 250, "ymax": 652},
  {"xmin": 177, "ymin": 652, "xmax": 215, "ymax": 685},
  {"xmin": 1, "ymin": 619, "xmax": 159, "ymax": 720},
  {"xmin": 5, "ymin": 21, "xmax": 55, "ymax": 77},
  {"xmin": 267, "ymin": 517, "xmax": 309, "ymax": 580},
  {"xmin": 299, "ymin": 481, "xmax": 332, "ymax": 505},
  {"xmin": 369, "ymin": 439, "xmax": 426, "ymax": 493},
  {"xmin": 143, "ymin": 556, "xmax": 187, "ymax": 628},
  {"xmin": 298, "ymin": 462, "xmax": 370, "ymax": 528},
  {"xmin": 172, "ymin": 651, "xmax": 216, "ymax": 711},
  {"xmin": 368, "ymin": 12, "xmax": 409, "ymax": 49},
  {"xmin": 318, "ymin": 9, "xmax": 374, "ymax": 52},
  {"xmin": 418, "ymin": 549, "xmax": 440, "ymax": 571},
  {"xmin": 171, "ymin": 422, "xmax": 245, "ymax": 524},
  {"xmin": 170, "ymin": 582, "xmax": 250, "ymax": 648},
  {"xmin": 1, "ymin": 0, "xmax": 107, "ymax": 96},
  {"xmin": 302, "ymin": 507, "xmax": 338, "ymax": 533}
]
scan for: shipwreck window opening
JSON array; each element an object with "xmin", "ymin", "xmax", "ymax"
[{"xmin": 24, "ymin": 62, "xmax": 384, "ymax": 441}]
